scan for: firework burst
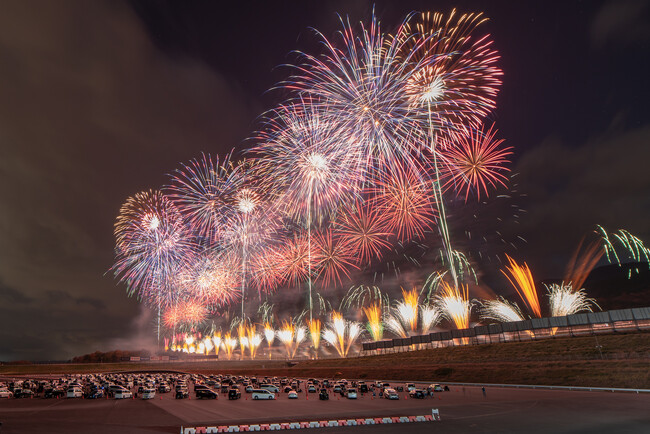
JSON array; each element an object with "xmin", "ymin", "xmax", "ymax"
[
  {"xmin": 403, "ymin": 9, "xmax": 503, "ymax": 135},
  {"xmin": 113, "ymin": 190, "xmax": 195, "ymax": 307},
  {"xmin": 440, "ymin": 124, "xmax": 511, "ymax": 202},
  {"xmin": 336, "ymin": 200, "xmax": 392, "ymax": 265}
]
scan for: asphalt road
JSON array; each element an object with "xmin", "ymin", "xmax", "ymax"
[{"xmin": 0, "ymin": 385, "xmax": 648, "ymax": 433}]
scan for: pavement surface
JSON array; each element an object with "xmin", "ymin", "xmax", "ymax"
[{"xmin": 0, "ymin": 385, "xmax": 648, "ymax": 433}]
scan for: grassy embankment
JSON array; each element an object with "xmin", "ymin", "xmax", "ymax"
[{"xmin": 2, "ymin": 333, "xmax": 648, "ymax": 389}]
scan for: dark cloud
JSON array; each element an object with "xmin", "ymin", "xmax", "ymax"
[
  {"xmin": 591, "ymin": 0, "xmax": 650, "ymax": 47},
  {"xmin": 0, "ymin": 0, "xmax": 255, "ymax": 360},
  {"xmin": 0, "ymin": 278, "xmax": 34, "ymax": 304}
]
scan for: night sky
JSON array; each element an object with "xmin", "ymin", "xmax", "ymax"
[{"xmin": 1, "ymin": 0, "xmax": 649, "ymax": 361}]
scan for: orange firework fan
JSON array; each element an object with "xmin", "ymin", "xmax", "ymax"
[
  {"xmin": 308, "ymin": 319, "xmax": 321, "ymax": 352},
  {"xmin": 362, "ymin": 304, "xmax": 384, "ymax": 341},
  {"xmin": 502, "ymin": 255, "xmax": 542, "ymax": 318}
]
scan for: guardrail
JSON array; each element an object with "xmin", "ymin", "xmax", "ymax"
[{"xmin": 409, "ymin": 380, "xmax": 650, "ymax": 394}]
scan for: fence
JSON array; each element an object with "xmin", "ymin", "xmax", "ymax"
[{"xmin": 361, "ymin": 306, "xmax": 650, "ymax": 355}]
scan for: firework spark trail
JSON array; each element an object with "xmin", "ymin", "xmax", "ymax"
[
  {"xmin": 277, "ymin": 321, "xmax": 295, "ymax": 358},
  {"xmin": 212, "ymin": 332, "xmax": 222, "ymax": 357},
  {"xmin": 502, "ymin": 255, "xmax": 542, "ymax": 318},
  {"xmin": 385, "ymin": 288, "xmax": 419, "ymax": 338},
  {"xmin": 293, "ymin": 326, "xmax": 307, "ymax": 358},
  {"xmin": 420, "ymin": 305, "xmax": 442, "ymax": 334},
  {"xmin": 479, "ymin": 297, "xmax": 525, "ymax": 323},
  {"xmin": 246, "ymin": 324, "xmax": 262, "ymax": 359},
  {"xmin": 564, "ymin": 239, "xmax": 603, "ymax": 293},
  {"xmin": 434, "ymin": 281, "xmax": 472, "ymax": 330},
  {"xmin": 546, "ymin": 282, "xmax": 600, "ymax": 317},
  {"xmin": 224, "ymin": 159, "xmax": 280, "ymax": 315},
  {"xmin": 598, "ymin": 226, "xmax": 650, "ymax": 277},
  {"xmin": 323, "ymin": 311, "xmax": 362, "ymax": 358},
  {"xmin": 222, "ymin": 332, "xmax": 238, "ymax": 359},
  {"xmin": 362, "ymin": 304, "xmax": 384, "ymax": 341},
  {"xmin": 308, "ymin": 319, "xmax": 321, "ymax": 355}
]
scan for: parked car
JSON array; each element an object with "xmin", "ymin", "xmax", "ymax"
[
  {"xmin": 251, "ymin": 389, "xmax": 275, "ymax": 400},
  {"xmin": 428, "ymin": 384, "xmax": 443, "ymax": 393},
  {"xmin": 260, "ymin": 384, "xmax": 280, "ymax": 393},
  {"xmin": 196, "ymin": 388, "xmax": 218, "ymax": 399},
  {"xmin": 85, "ymin": 389, "xmax": 104, "ymax": 399},
  {"xmin": 245, "ymin": 385, "xmax": 254, "ymax": 393},
  {"xmin": 114, "ymin": 387, "xmax": 132, "ymax": 399},
  {"xmin": 385, "ymin": 388, "xmax": 399, "ymax": 400},
  {"xmin": 228, "ymin": 388, "xmax": 241, "ymax": 400},
  {"xmin": 141, "ymin": 388, "xmax": 156, "ymax": 399},
  {"xmin": 44, "ymin": 388, "xmax": 65, "ymax": 399},
  {"xmin": 288, "ymin": 390, "xmax": 298, "ymax": 399},
  {"xmin": 346, "ymin": 388, "xmax": 358, "ymax": 399},
  {"xmin": 358, "ymin": 382, "xmax": 368, "ymax": 393},
  {"xmin": 319, "ymin": 388, "xmax": 329, "ymax": 400},
  {"xmin": 13, "ymin": 388, "xmax": 34, "ymax": 399},
  {"xmin": 307, "ymin": 384, "xmax": 317, "ymax": 393},
  {"xmin": 67, "ymin": 387, "xmax": 83, "ymax": 398},
  {"xmin": 0, "ymin": 388, "xmax": 13, "ymax": 398},
  {"xmin": 176, "ymin": 388, "xmax": 189, "ymax": 399},
  {"xmin": 409, "ymin": 389, "xmax": 426, "ymax": 399},
  {"xmin": 158, "ymin": 383, "xmax": 171, "ymax": 393}
]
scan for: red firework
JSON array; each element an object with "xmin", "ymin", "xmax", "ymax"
[
  {"xmin": 372, "ymin": 163, "xmax": 437, "ymax": 242},
  {"xmin": 336, "ymin": 200, "xmax": 392, "ymax": 265},
  {"xmin": 313, "ymin": 229, "xmax": 359, "ymax": 288},
  {"xmin": 440, "ymin": 124, "xmax": 511, "ymax": 201}
]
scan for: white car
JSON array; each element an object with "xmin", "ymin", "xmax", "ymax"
[
  {"xmin": 0, "ymin": 388, "xmax": 13, "ymax": 398},
  {"xmin": 385, "ymin": 388, "xmax": 399, "ymax": 400},
  {"xmin": 66, "ymin": 387, "xmax": 82, "ymax": 398},
  {"xmin": 346, "ymin": 388, "xmax": 357, "ymax": 399},
  {"xmin": 288, "ymin": 390, "xmax": 298, "ymax": 399},
  {"xmin": 406, "ymin": 383, "xmax": 416, "ymax": 392},
  {"xmin": 141, "ymin": 388, "xmax": 156, "ymax": 399},
  {"xmin": 260, "ymin": 384, "xmax": 280, "ymax": 393},
  {"xmin": 252, "ymin": 389, "xmax": 275, "ymax": 400},
  {"xmin": 114, "ymin": 387, "xmax": 133, "ymax": 399}
]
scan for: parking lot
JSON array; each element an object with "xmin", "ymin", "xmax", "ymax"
[{"xmin": 1, "ymin": 372, "xmax": 649, "ymax": 433}]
